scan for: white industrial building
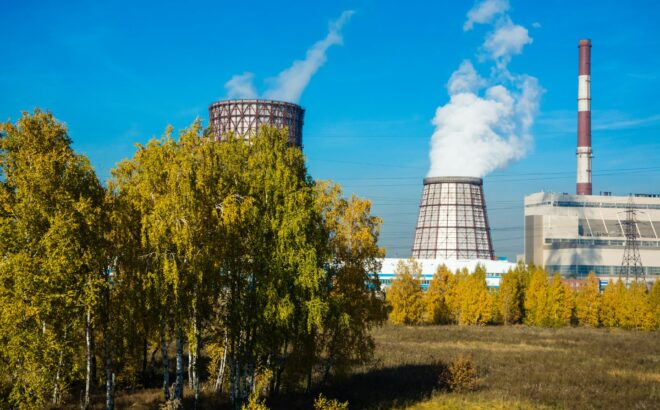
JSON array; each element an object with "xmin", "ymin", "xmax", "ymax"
[
  {"xmin": 377, "ymin": 258, "xmax": 517, "ymax": 290},
  {"xmin": 522, "ymin": 40, "xmax": 659, "ymax": 285},
  {"xmin": 524, "ymin": 192, "xmax": 660, "ymax": 284}
]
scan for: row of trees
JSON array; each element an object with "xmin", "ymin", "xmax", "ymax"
[
  {"xmin": 387, "ymin": 260, "xmax": 660, "ymax": 330},
  {"xmin": 0, "ymin": 110, "xmax": 388, "ymax": 409}
]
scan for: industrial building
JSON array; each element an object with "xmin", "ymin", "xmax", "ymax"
[
  {"xmin": 524, "ymin": 39, "xmax": 659, "ymax": 284},
  {"xmin": 378, "ymin": 258, "xmax": 516, "ymax": 290},
  {"xmin": 208, "ymin": 99, "xmax": 305, "ymax": 146},
  {"xmin": 524, "ymin": 192, "xmax": 660, "ymax": 282}
]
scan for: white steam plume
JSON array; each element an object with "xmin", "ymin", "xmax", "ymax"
[
  {"xmin": 483, "ymin": 17, "xmax": 532, "ymax": 66},
  {"xmin": 224, "ymin": 72, "xmax": 258, "ymax": 99},
  {"xmin": 464, "ymin": 0, "xmax": 509, "ymax": 31},
  {"xmin": 428, "ymin": 1, "xmax": 542, "ymax": 178},
  {"xmin": 264, "ymin": 10, "xmax": 354, "ymax": 102},
  {"xmin": 223, "ymin": 11, "xmax": 354, "ymax": 103}
]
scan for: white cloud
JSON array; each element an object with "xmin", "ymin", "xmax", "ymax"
[
  {"xmin": 464, "ymin": 0, "xmax": 510, "ymax": 31},
  {"xmin": 224, "ymin": 72, "xmax": 257, "ymax": 99}
]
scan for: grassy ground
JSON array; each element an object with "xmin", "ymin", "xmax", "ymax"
[
  {"xmin": 357, "ymin": 325, "xmax": 659, "ymax": 409},
  {"xmin": 80, "ymin": 325, "xmax": 659, "ymax": 409}
]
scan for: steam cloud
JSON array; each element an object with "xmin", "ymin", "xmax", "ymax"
[
  {"xmin": 224, "ymin": 11, "xmax": 354, "ymax": 103},
  {"xmin": 428, "ymin": 0, "xmax": 541, "ymax": 178},
  {"xmin": 463, "ymin": 0, "xmax": 509, "ymax": 31},
  {"xmin": 225, "ymin": 72, "xmax": 257, "ymax": 99}
]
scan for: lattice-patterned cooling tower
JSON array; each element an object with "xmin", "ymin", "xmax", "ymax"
[
  {"xmin": 208, "ymin": 99, "xmax": 304, "ymax": 146},
  {"xmin": 411, "ymin": 177, "xmax": 494, "ymax": 260}
]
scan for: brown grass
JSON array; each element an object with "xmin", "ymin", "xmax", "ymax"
[
  {"xmin": 78, "ymin": 325, "xmax": 659, "ymax": 409},
  {"xmin": 366, "ymin": 325, "xmax": 659, "ymax": 409}
]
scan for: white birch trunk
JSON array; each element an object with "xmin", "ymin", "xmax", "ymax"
[
  {"xmin": 84, "ymin": 309, "xmax": 92, "ymax": 409},
  {"xmin": 192, "ymin": 312, "xmax": 200, "ymax": 407},
  {"xmin": 213, "ymin": 334, "xmax": 228, "ymax": 392},
  {"xmin": 175, "ymin": 329, "xmax": 184, "ymax": 400},
  {"xmin": 103, "ymin": 283, "xmax": 114, "ymax": 410},
  {"xmin": 52, "ymin": 349, "xmax": 63, "ymax": 405},
  {"xmin": 104, "ymin": 325, "xmax": 113, "ymax": 410},
  {"xmin": 188, "ymin": 347, "xmax": 193, "ymax": 387}
]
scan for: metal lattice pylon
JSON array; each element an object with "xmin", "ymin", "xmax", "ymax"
[{"xmin": 619, "ymin": 195, "xmax": 645, "ymax": 282}]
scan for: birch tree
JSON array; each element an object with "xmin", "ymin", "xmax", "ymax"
[
  {"xmin": 315, "ymin": 181, "xmax": 387, "ymax": 383},
  {"xmin": 0, "ymin": 110, "xmax": 106, "ymax": 408}
]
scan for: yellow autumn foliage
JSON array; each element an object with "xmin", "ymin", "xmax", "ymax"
[{"xmin": 388, "ymin": 260, "xmax": 424, "ymax": 325}]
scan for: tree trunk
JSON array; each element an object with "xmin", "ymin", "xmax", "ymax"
[
  {"xmin": 188, "ymin": 348, "xmax": 193, "ymax": 387},
  {"xmin": 175, "ymin": 328, "xmax": 184, "ymax": 400},
  {"xmin": 52, "ymin": 327, "xmax": 67, "ymax": 405},
  {"xmin": 84, "ymin": 309, "xmax": 92, "ymax": 409},
  {"xmin": 192, "ymin": 312, "xmax": 200, "ymax": 408},
  {"xmin": 52, "ymin": 348, "xmax": 63, "ymax": 405},
  {"xmin": 91, "ymin": 322, "xmax": 97, "ymax": 388},
  {"xmin": 142, "ymin": 332, "xmax": 148, "ymax": 383},
  {"xmin": 103, "ymin": 284, "xmax": 114, "ymax": 410},
  {"xmin": 160, "ymin": 320, "xmax": 170, "ymax": 401},
  {"xmin": 213, "ymin": 334, "xmax": 228, "ymax": 392},
  {"xmin": 104, "ymin": 323, "xmax": 114, "ymax": 410},
  {"xmin": 230, "ymin": 356, "xmax": 239, "ymax": 409}
]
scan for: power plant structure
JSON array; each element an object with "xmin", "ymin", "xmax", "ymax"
[
  {"xmin": 524, "ymin": 39, "xmax": 660, "ymax": 285},
  {"xmin": 208, "ymin": 99, "xmax": 305, "ymax": 147},
  {"xmin": 411, "ymin": 177, "xmax": 495, "ymax": 260},
  {"xmin": 576, "ymin": 39, "xmax": 593, "ymax": 195}
]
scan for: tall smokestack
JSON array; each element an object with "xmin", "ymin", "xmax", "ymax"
[{"xmin": 576, "ymin": 39, "xmax": 592, "ymax": 195}]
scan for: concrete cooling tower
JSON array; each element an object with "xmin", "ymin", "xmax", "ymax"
[
  {"xmin": 411, "ymin": 176, "xmax": 494, "ymax": 260},
  {"xmin": 208, "ymin": 99, "xmax": 305, "ymax": 147}
]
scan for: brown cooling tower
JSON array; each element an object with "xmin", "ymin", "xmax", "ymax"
[
  {"xmin": 208, "ymin": 99, "xmax": 305, "ymax": 147},
  {"xmin": 411, "ymin": 176, "xmax": 494, "ymax": 260}
]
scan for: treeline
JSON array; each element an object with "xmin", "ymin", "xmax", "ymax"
[
  {"xmin": 387, "ymin": 260, "xmax": 660, "ymax": 330},
  {"xmin": 0, "ymin": 111, "xmax": 388, "ymax": 409}
]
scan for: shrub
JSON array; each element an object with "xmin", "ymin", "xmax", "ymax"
[
  {"xmin": 314, "ymin": 394, "xmax": 349, "ymax": 410},
  {"xmin": 159, "ymin": 399, "xmax": 183, "ymax": 410},
  {"xmin": 445, "ymin": 354, "xmax": 478, "ymax": 392},
  {"xmin": 242, "ymin": 393, "xmax": 268, "ymax": 410}
]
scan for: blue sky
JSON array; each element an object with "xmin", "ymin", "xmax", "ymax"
[{"xmin": 2, "ymin": 0, "xmax": 660, "ymax": 260}]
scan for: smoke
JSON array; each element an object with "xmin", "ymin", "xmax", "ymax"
[
  {"xmin": 463, "ymin": 0, "xmax": 509, "ymax": 31},
  {"xmin": 482, "ymin": 17, "xmax": 532, "ymax": 67},
  {"xmin": 427, "ymin": 0, "xmax": 542, "ymax": 178},
  {"xmin": 224, "ymin": 11, "xmax": 354, "ymax": 103},
  {"xmin": 225, "ymin": 72, "xmax": 257, "ymax": 99}
]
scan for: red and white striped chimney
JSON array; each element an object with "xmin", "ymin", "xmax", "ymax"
[{"xmin": 576, "ymin": 39, "xmax": 592, "ymax": 195}]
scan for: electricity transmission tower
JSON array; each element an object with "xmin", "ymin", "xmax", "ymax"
[{"xmin": 619, "ymin": 195, "xmax": 645, "ymax": 283}]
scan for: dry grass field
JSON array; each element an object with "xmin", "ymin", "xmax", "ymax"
[
  {"xmin": 83, "ymin": 325, "xmax": 659, "ymax": 409},
  {"xmin": 334, "ymin": 325, "xmax": 660, "ymax": 409}
]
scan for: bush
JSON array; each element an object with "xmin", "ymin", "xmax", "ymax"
[
  {"xmin": 314, "ymin": 394, "xmax": 349, "ymax": 410},
  {"xmin": 242, "ymin": 393, "xmax": 268, "ymax": 410},
  {"xmin": 445, "ymin": 354, "xmax": 478, "ymax": 392},
  {"xmin": 159, "ymin": 399, "xmax": 183, "ymax": 410}
]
